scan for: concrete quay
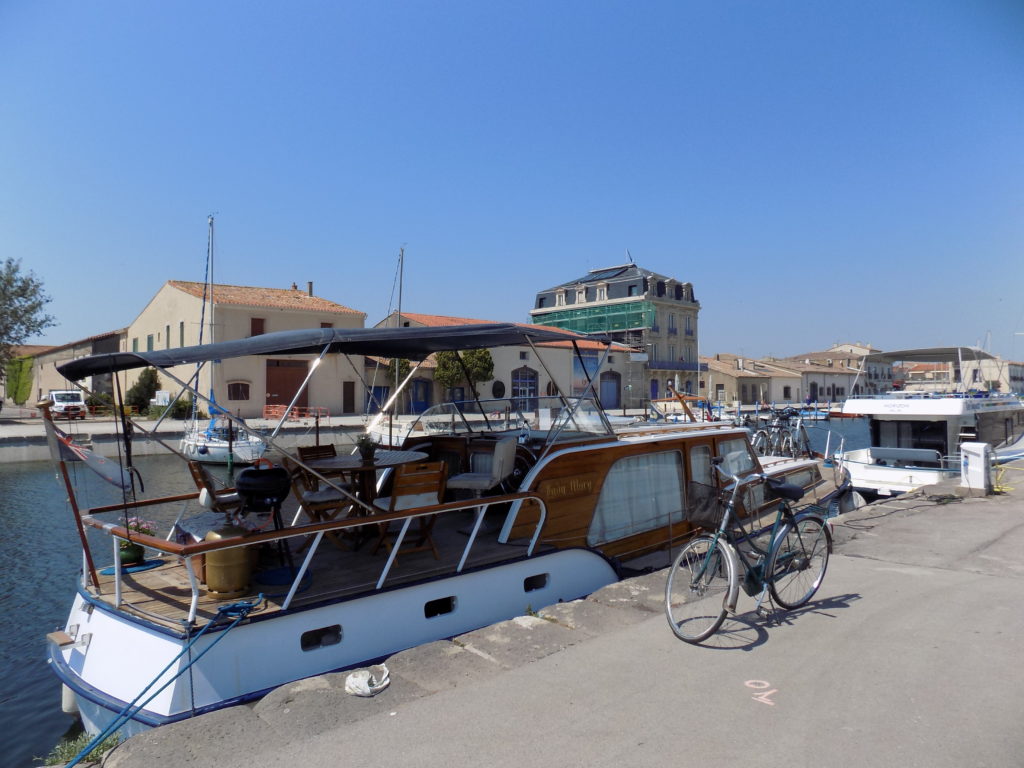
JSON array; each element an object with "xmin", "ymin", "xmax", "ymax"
[
  {"xmin": 94, "ymin": 464, "xmax": 1024, "ymax": 768},
  {"xmin": 0, "ymin": 413, "xmax": 369, "ymax": 463}
]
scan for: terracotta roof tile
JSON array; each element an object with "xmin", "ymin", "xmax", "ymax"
[
  {"xmin": 389, "ymin": 312, "xmax": 625, "ymax": 351},
  {"xmin": 169, "ymin": 281, "xmax": 363, "ymax": 315},
  {"xmin": 394, "ymin": 312, "xmax": 495, "ymax": 327},
  {"xmin": 10, "ymin": 344, "xmax": 56, "ymax": 357}
]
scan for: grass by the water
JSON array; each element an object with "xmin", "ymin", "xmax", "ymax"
[{"xmin": 43, "ymin": 729, "xmax": 120, "ymax": 766}]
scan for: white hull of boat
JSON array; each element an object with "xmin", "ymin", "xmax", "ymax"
[
  {"xmin": 180, "ymin": 434, "xmax": 266, "ymax": 465},
  {"xmin": 52, "ymin": 549, "xmax": 618, "ymax": 735},
  {"xmin": 839, "ymin": 448, "xmax": 955, "ymax": 496}
]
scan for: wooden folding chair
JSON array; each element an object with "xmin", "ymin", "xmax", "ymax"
[
  {"xmin": 282, "ymin": 456, "xmax": 354, "ymax": 552},
  {"xmin": 371, "ymin": 461, "xmax": 447, "ymax": 560},
  {"xmin": 187, "ymin": 461, "xmax": 243, "ymax": 517},
  {"xmin": 296, "ymin": 444, "xmax": 337, "ymax": 462}
]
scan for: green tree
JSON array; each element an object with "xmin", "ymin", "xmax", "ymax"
[
  {"xmin": 383, "ymin": 358, "xmax": 412, "ymax": 385},
  {"xmin": 0, "ymin": 258, "xmax": 54, "ymax": 378},
  {"xmin": 433, "ymin": 349, "xmax": 495, "ymax": 399},
  {"xmin": 125, "ymin": 368, "xmax": 161, "ymax": 413},
  {"xmin": 4, "ymin": 356, "xmax": 33, "ymax": 405}
]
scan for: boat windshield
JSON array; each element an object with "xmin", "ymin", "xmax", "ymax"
[
  {"xmin": 204, "ymin": 417, "xmax": 247, "ymax": 440},
  {"xmin": 409, "ymin": 396, "xmax": 614, "ymax": 444}
]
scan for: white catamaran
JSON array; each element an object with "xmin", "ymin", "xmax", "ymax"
[{"xmin": 46, "ymin": 324, "xmax": 854, "ymax": 740}]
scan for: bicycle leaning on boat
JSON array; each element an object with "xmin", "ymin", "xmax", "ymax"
[{"xmin": 665, "ymin": 456, "xmax": 833, "ymax": 643}]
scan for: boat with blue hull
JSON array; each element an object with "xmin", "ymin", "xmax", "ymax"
[{"xmin": 46, "ymin": 324, "xmax": 854, "ymax": 738}]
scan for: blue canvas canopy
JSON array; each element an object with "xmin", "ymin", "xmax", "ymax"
[{"xmin": 57, "ymin": 323, "xmax": 605, "ymax": 381}]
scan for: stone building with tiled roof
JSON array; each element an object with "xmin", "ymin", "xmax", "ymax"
[
  {"xmin": 110, "ymin": 280, "xmax": 366, "ymax": 418},
  {"xmin": 374, "ymin": 311, "xmax": 634, "ymax": 413},
  {"xmin": 699, "ymin": 353, "xmax": 798, "ymax": 406},
  {"xmin": 29, "ymin": 331, "xmax": 123, "ymax": 405}
]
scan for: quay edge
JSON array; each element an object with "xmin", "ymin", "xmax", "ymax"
[{"xmin": 0, "ymin": 417, "xmax": 368, "ymax": 464}]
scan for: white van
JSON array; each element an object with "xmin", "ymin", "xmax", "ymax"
[{"xmin": 49, "ymin": 390, "xmax": 88, "ymax": 419}]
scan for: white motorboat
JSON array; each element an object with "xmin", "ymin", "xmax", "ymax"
[
  {"xmin": 45, "ymin": 324, "xmax": 854, "ymax": 741},
  {"xmin": 837, "ymin": 347, "xmax": 1024, "ymax": 496}
]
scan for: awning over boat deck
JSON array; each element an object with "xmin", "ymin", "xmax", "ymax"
[{"xmin": 58, "ymin": 324, "xmax": 609, "ymax": 380}]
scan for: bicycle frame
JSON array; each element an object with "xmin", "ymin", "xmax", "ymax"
[{"xmin": 696, "ymin": 462, "xmax": 813, "ymax": 612}]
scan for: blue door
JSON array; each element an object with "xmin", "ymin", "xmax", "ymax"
[
  {"xmin": 410, "ymin": 378, "xmax": 430, "ymax": 414},
  {"xmin": 600, "ymin": 374, "xmax": 620, "ymax": 409},
  {"xmin": 366, "ymin": 386, "xmax": 390, "ymax": 414}
]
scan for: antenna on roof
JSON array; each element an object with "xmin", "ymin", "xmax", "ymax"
[{"xmin": 626, "ymin": 249, "xmax": 634, "ymax": 264}]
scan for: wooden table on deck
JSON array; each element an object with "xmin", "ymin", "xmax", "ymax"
[{"xmin": 306, "ymin": 450, "xmax": 429, "ymax": 504}]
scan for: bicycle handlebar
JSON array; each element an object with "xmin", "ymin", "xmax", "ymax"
[{"xmin": 710, "ymin": 457, "xmax": 805, "ymax": 504}]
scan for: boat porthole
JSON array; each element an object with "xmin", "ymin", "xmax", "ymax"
[
  {"xmin": 300, "ymin": 625, "xmax": 342, "ymax": 651},
  {"xmin": 424, "ymin": 596, "xmax": 456, "ymax": 618},
  {"xmin": 523, "ymin": 573, "xmax": 548, "ymax": 592}
]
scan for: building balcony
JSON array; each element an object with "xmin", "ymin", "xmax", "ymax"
[{"xmin": 647, "ymin": 360, "xmax": 707, "ymax": 372}]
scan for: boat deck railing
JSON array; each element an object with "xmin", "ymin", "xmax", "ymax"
[
  {"xmin": 845, "ymin": 391, "xmax": 1016, "ymax": 401},
  {"xmin": 841, "ymin": 445, "xmax": 958, "ymax": 470},
  {"xmin": 80, "ymin": 491, "xmax": 549, "ymax": 626}
]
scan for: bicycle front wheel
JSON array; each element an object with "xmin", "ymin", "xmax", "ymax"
[
  {"xmin": 768, "ymin": 517, "xmax": 831, "ymax": 609},
  {"xmin": 665, "ymin": 536, "xmax": 734, "ymax": 643}
]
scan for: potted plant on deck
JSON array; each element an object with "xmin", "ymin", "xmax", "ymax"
[
  {"xmin": 120, "ymin": 516, "xmax": 156, "ymax": 566},
  {"xmin": 356, "ymin": 434, "xmax": 379, "ymax": 463}
]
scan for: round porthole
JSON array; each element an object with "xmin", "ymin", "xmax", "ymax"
[{"xmin": 491, "ymin": 381, "xmax": 506, "ymax": 398}]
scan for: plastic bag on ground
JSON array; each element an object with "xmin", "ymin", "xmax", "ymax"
[{"xmin": 344, "ymin": 664, "xmax": 391, "ymax": 697}]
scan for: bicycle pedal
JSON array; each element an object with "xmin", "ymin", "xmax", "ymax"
[{"xmin": 756, "ymin": 606, "xmax": 771, "ymax": 619}]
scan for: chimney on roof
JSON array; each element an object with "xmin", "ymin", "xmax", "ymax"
[
  {"xmin": 307, "ymin": 281, "xmax": 313, "ymax": 297},
  {"xmin": 737, "ymin": 358, "xmax": 744, "ymax": 370}
]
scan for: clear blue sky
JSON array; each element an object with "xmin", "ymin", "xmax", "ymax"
[{"xmin": 3, "ymin": 1, "xmax": 1023, "ymax": 359}]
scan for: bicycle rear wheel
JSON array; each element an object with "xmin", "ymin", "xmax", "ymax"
[
  {"xmin": 752, "ymin": 430, "xmax": 769, "ymax": 455},
  {"xmin": 665, "ymin": 536, "xmax": 734, "ymax": 643},
  {"xmin": 768, "ymin": 517, "xmax": 831, "ymax": 609}
]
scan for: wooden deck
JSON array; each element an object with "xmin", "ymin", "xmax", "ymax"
[{"xmin": 93, "ymin": 507, "xmax": 533, "ymax": 630}]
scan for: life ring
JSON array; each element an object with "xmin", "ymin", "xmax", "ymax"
[{"xmin": 252, "ymin": 457, "xmax": 275, "ymax": 470}]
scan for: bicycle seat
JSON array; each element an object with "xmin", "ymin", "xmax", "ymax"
[{"xmin": 765, "ymin": 476, "xmax": 804, "ymax": 502}]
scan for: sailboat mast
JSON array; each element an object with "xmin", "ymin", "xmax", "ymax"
[
  {"xmin": 394, "ymin": 246, "xmax": 404, "ymax": 421},
  {"xmin": 207, "ymin": 214, "xmax": 216, "ymax": 403}
]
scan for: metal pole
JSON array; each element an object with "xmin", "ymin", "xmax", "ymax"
[{"xmin": 38, "ymin": 402, "xmax": 101, "ymax": 591}]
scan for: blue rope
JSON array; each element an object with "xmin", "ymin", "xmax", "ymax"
[{"xmin": 66, "ymin": 595, "xmax": 263, "ymax": 767}]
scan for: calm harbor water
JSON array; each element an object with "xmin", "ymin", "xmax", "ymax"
[
  {"xmin": 1, "ymin": 454, "xmax": 230, "ymax": 768},
  {"xmin": 3, "ymin": 418, "xmax": 868, "ymax": 766}
]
